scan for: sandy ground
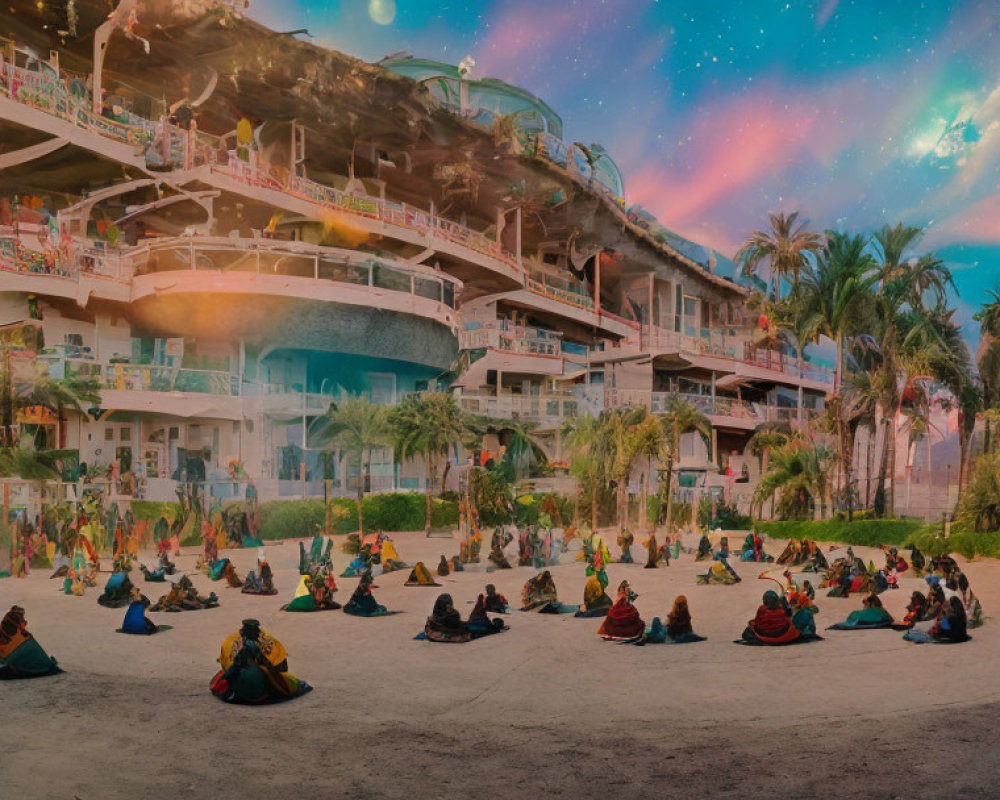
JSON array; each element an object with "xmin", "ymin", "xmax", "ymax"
[{"xmin": 3, "ymin": 532, "xmax": 1000, "ymax": 800}]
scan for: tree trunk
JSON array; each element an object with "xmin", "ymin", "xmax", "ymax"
[
  {"xmin": 663, "ymin": 457, "xmax": 675, "ymax": 534},
  {"xmin": 590, "ymin": 481, "xmax": 598, "ymax": 532},
  {"xmin": 888, "ymin": 410, "xmax": 898, "ymax": 516},
  {"xmin": 874, "ymin": 408, "xmax": 892, "ymax": 517},
  {"xmin": 865, "ymin": 424, "xmax": 875, "ymax": 509},
  {"xmin": 424, "ymin": 455, "xmax": 435, "ymax": 532}
]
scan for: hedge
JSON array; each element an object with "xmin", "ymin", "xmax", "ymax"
[
  {"xmin": 758, "ymin": 519, "xmax": 924, "ymax": 548},
  {"xmin": 257, "ymin": 494, "xmax": 460, "ymax": 540},
  {"xmin": 131, "ymin": 501, "xmax": 180, "ymax": 522},
  {"xmin": 904, "ymin": 523, "xmax": 1000, "ymax": 560}
]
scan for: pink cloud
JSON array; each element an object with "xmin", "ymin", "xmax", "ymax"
[
  {"xmin": 929, "ymin": 192, "xmax": 1000, "ymax": 245},
  {"xmin": 627, "ymin": 93, "xmax": 824, "ymax": 231}
]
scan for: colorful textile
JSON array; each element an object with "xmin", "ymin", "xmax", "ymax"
[
  {"xmin": 423, "ymin": 594, "xmax": 471, "ymax": 643},
  {"xmin": 210, "ymin": 625, "xmax": 310, "ymax": 704},
  {"xmin": 696, "ymin": 561, "xmax": 740, "ymax": 585},
  {"xmin": 282, "ymin": 574, "xmax": 340, "ymax": 612},
  {"xmin": 118, "ymin": 600, "xmax": 160, "ymax": 635},
  {"xmin": 598, "ymin": 585, "xmax": 645, "ymax": 641},
  {"xmin": 97, "ymin": 571, "xmax": 134, "ymax": 608},
  {"xmin": 0, "ymin": 607, "xmax": 60, "ymax": 679},
  {"xmin": 404, "ymin": 562, "xmax": 440, "ymax": 587}
]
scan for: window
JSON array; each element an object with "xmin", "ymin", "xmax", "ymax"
[
  {"xmin": 120, "ymin": 427, "xmax": 131, "ymax": 442},
  {"xmin": 104, "ymin": 428, "xmax": 114, "ymax": 441}
]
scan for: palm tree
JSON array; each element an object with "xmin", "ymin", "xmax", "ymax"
[
  {"xmin": 753, "ymin": 437, "xmax": 834, "ymax": 520},
  {"xmin": 735, "ymin": 211, "xmax": 824, "ymax": 300},
  {"xmin": 658, "ymin": 396, "xmax": 711, "ymax": 534},
  {"xmin": 388, "ymin": 392, "xmax": 470, "ymax": 532},
  {"xmin": 319, "ymin": 396, "xmax": 390, "ymax": 534},
  {"xmin": 564, "ymin": 413, "xmax": 612, "ymax": 531},
  {"xmin": 869, "ymin": 224, "xmax": 955, "ymax": 516},
  {"xmin": 747, "ymin": 422, "xmax": 793, "ymax": 519}
]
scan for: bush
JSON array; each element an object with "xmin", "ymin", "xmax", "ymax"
[
  {"xmin": 758, "ymin": 518, "xmax": 923, "ymax": 548},
  {"xmin": 905, "ymin": 521, "xmax": 1000, "ymax": 560},
  {"xmin": 260, "ymin": 499, "xmax": 329, "ymax": 540},
  {"xmin": 131, "ymin": 501, "xmax": 180, "ymax": 522},
  {"xmin": 258, "ymin": 493, "xmax": 460, "ymax": 539}
]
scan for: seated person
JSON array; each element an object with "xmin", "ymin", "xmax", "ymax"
[
  {"xmin": 343, "ymin": 571, "xmax": 390, "ymax": 617},
  {"xmin": 932, "ymin": 597, "xmax": 971, "ymax": 643},
  {"xmin": 617, "ymin": 529, "xmax": 634, "ymax": 563},
  {"xmin": 488, "ymin": 528, "xmax": 513, "ymax": 570},
  {"xmin": 695, "ymin": 533, "xmax": 712, "ymax": 561},
  {"xmin": 97, "ymin": 570, "xmax": 135, "ymax": 608},
  {"xmin": 118, "ymin": 587, "xmax": 160, "ymax": 635},
  {"xmin": 646, "ymin": 595, "xmax": 706, "ymax": 643},
  {"xmin": 909, "ymin": 544, "xmax": 926, "ymax": 577},
  {"xmin": 575, "ymin": 568, "xmax": 613, "ymax": 618},
  {"xmin": 0, "ymin": 606, "xmax": 61, "ymax": 679},
  {"xmin": 283, "ymin": 569, "xmax": 340, "ymax": 612},
  {"xmin": 644, "ymin": 533, "xmax": 660, "ymax": 569},
  {"xmin": 520, "ymin": 570, "xmax": 576, "ymax": 613},
  {"xmin": 833, "ymin": 593, "xmax": 893, "ymax": 629},
  {"xmin": 467, "ymin": 594, "xmax": 506, "ymax": 638},
  {"xmin": 899, "ymin": 591, "xmax": 928, "ymax": 628},
  {"xmin": 210, "ymin": 619, "xmax": 311, "ymax": 704},
  {"xmin": 379, "ymin": 536, "xmax": 407, "ymax": 573},
  {"xmin": 597, "ymin": 580, "xmax": 645, "ymax": 641},
  {"xmin": 482, "ymin": 584, "xmax": 510, "ymax": 613},
  {"xmin": 423, "ymin": 594, "xmax": 471, "ymax": 643},
  {"xmin": 207, "ymin": 558, "xmax": 243, "ymax": 588},
  {"xmin": 740, "ymin": 591, "xmax": 801, "ymax": 644},
  {"xmin": 241, "ymin": 558, "xmax": 277, "ymax": 596},
  {"xmin": 150, "ymin": 575, "xmax": 219, "ymax": 612},
  {"xmin": 437, "ymin": 555, "xmax": 451, "ymax": 577},
  {"xmin": 696, "ymin": 560, "xmax": 741, "ymax": 585},
  {"xmin": 404, "ymin": 562, "xmax": 440, "ymax": 587}
]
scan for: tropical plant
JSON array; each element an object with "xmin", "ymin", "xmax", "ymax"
[
  {"xmin": 564, "ymin": 413, "xmax": 613, "ymax": 531},
  {"xmin": 956, "ymin": 451, "xmax": 1000, "ymax": 532},
  {"xmin": 658, "ymin": 396, "xmax": 711, "ymax": 533},
  {"xmin": 753, "ymin": 437, "xmax": 835, "ymax": 520},
  {"xmin": 388, "ymin": 392, "xmax": 472, "ymax": 531},
  {"xmin": 735, "ymin": 211, "xmax": 824, "ymax": 300},
  {"xmin": 318, "ymin": 396, "xmax": 390, "ymax": 535}
]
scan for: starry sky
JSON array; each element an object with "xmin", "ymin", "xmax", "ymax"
[{"xmin": 249, "ymin": 0, "xmax": 1000, "ymax": 345}]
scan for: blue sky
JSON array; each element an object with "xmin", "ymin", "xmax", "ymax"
[{"xmin": 250, "ymin": 0, "xmax": 1000, "ymax": 345}]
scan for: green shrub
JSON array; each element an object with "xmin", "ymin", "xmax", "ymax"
[
  {"xmin": 260, "ymin": 499, "xmax": 329, "ymax": 540},
  {"xmin": 131, "ymin": 501, "xmax": 180, "ymax": 522},
  {"xmin": 258, "ymin": 493, "xmax": 461, "ymax": 539},
  {"xmin": 758, "ymin": 518, "xmax": 923, "ymax": 547},
  {"xmin": 904, "ymin": 521, "xmax": 1000, "ymax": 560}
]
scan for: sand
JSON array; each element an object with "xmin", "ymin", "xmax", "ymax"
[{"xmin": 2, "ymin": 532, "xmax": 999, "ymax": 800}]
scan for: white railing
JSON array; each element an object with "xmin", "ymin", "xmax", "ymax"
[
  {"xmin": 459, "ymin": 323, "xmax": 562, "ymax": 357},
  {"xmin": 456, "ymin": 391, "xmax": 578, "ymax": 422},
  {"xmin": 604, "ymin": 389, "xmax": 819, "ymax": 423},
  {"xmin": 40, "ymin": 355, "xmax": 239, "ymax": 396}
]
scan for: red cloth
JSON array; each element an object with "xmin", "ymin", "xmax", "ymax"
[
  {"xmin": 598, "ymin": 596, "xmax": 644, "ymax": 639},
  {"xmin": 752, "ymin": 605, "xmax": 791, "ymax": 637}
]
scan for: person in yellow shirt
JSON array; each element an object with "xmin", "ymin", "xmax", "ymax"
[{"xmin": 210, "ymin": 619, "xmax": 311, "ymax": 704}]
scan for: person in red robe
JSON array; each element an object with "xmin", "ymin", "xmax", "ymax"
[
  {"xmin": 742, "ymin": 590, "xmax": 800, "ymax": 644},
  {"xmin": 598, "ymin": 580, "xmax": 645, "ymax": 641}
]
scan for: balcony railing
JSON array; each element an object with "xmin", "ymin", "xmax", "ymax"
[
  {"xmin": 459, "ymin": 323, "xmax": 562, "ymax": 357},
  {"xmin": 128, "ymin": 236, "xmax": 458, "ymax": 309},
  {"xmin": 621, "ymin": 326, "xmax": 835, "ymax": 385},
  {"xmin": 40, "ymin": 356, "xmax": 239, "ymax": 396},
  {"xmin": 604, "ymin": 389, "xmax": 819, "ymax": 423},
  {"xmin": 0, "ymin": 44, "xmax": 627, "ymax": 320},
  {"xmin": 456, "ymin": 391, "xmax": 578, "ymax": 422}
]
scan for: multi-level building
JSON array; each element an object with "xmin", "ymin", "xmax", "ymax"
[{"xmin": 0, "ymin": 0, "xmax": 831, "ymax": 505}]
